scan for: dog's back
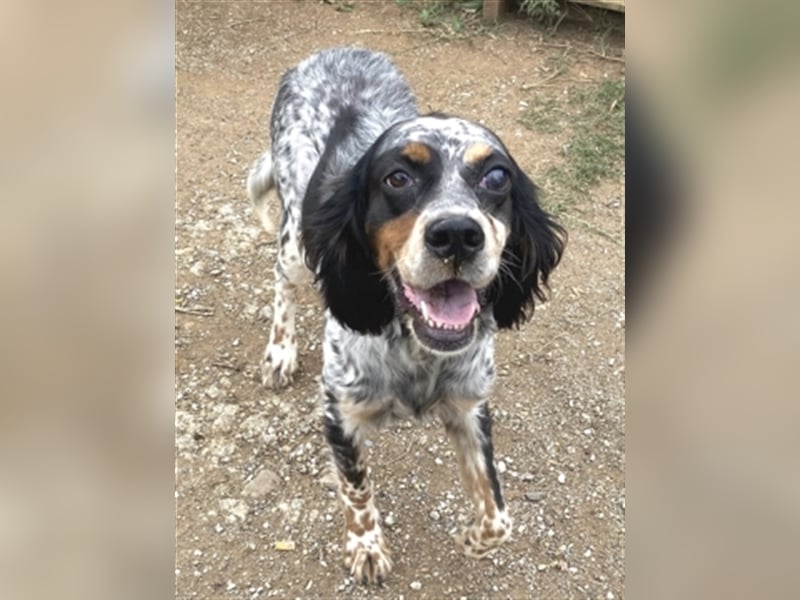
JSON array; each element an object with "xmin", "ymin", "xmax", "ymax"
[{"xmin": 271, "ymin": 48, "xmax": 418, "ymax": 214}]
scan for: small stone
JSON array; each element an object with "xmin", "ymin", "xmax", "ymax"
[
  {"xmin": 243, "ymin": 469, "xmax": 280, "ymax": 497},
  {"xmin": 524, "ymin": 491, "xmax": 545, "ymax": 502},
  {"xmin": 212, "ymin": 404, "xmax": 239, "ymax": 433},
  {"xmin": 606, "ymin": 593, "xmax": 615, "ymax": 600},
  {"xmin": 557, "ymin": 472, "xmax": 566, "ymax": 484},
  {"xmin": 384, "ymin": 513, "xmax": 395, "ymax": 527},
  {"xmin": 429, "ymin": 510, "xmax": 440, "ymax": 521},
  {"xmin": 409, "ymin": 580, "xmax": 422, "ymax": 591},
  {"xmin": 274, "ymin": 540, "xmax": 296, "ymax": 551},
  {"xmin": 319, "ymin": 470, "xmax": 339, "ymax": 491},
  {"xmin": 497, "ymin": 460, "xmax": 507, "ymax": 474},
  {"xmin": 219, "ymin": 498, "xmax": 249, "ymax": 522}
]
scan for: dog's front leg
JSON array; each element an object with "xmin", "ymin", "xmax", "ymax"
[
  {"xmin": 444, "ymin": 401, "xmax": 512, "ymax": 558},
  {"xmin": 323, "ymin": 395, "xmax": 392, "ymax": 584}
]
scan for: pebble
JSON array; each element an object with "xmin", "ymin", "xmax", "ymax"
[
  {"xmin": 212, "ymin": 404, "xmax": 239, "ymax": 433},
  {"xmin": 219, "ymin": 498, "xmax": 249, "ymax": 522},
  {"xmin": 557, "ymin": 472, "xmax": 566, "ymax": 484},
  {"xmin": 384, "ymin": 513, "xmax": 396, "ymax": 526},
  {"xmin": 409, "ymin": 580, "xmax": 422, "ymax": 590},
  {"xmin": 243, "ymin": 468, "xmax": 280, "ymax": 497},
  {"xmin": 525, "ymin": 491, "xmax": 545, "ymax": 502},
  {"xmin": 429, "ymin": 510, "xmax": 440, "ymax": 521},
  {"xmin": 497, "ymin": 460, "xmax": 507, "ymax": 474}
]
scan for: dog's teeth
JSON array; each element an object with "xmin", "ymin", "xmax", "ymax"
[{"xmin": 420, "ymin": 300, "xmax": 430, "ymax": 321}]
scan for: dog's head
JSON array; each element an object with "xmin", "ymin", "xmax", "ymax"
[{"xmin": 303, "ymin": 114, "xmax": 566, "ymax": 353}]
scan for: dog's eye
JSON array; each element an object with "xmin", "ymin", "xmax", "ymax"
[
  {"xmin": 479, "ymin": 167, "xmax": 510, "ymax": 192},
  {"xmin": 384, "ymin": 170, "xmax": 414, "ymax": 189}
]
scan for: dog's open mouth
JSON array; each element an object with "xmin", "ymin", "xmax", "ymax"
[{"xmin": 401, "ymin": 279, "xmax": 481, "ymax": 353}]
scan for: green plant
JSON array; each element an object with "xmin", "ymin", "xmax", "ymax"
[
  {"xmin": 519, "ymin": 0, "xmax": 566, "ymax": 28},
  {"xmin": 521, "ymin": 77, "xmax": 625, "ymax": 222},
  {"xmin": 396, "ymin": 0, "xmax": 484, "ymax": 33}
]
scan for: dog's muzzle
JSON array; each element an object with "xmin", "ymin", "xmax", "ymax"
[
  {"xmin": 396, "ymin": 216, "xmax": 490, "ymax": 353},
  {"xmin": 401, "ymin": 278, "xmax": 481, "ymax": 353},
  {"xmin": 424, "ymin": 215, "xmax": 485, "ymax": 270}
]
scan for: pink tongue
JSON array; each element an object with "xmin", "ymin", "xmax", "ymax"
[{"xmin": 404, "ymin": 280, "xmax": 479, "ymax": 327}]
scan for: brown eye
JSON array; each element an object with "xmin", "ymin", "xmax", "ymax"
[
  {"xmin": 385, "ymin": 170, "xmax": 414, "ymax": 189},
  {"xmin": 479, "ymin": 167, "xmax": 510, "ymax": 192}
]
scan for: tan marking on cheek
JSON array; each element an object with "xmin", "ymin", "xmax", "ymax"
[
  {"xmin": 401, "ymin": 141, "xmax": 431, "ymax": 164},
  {"xmin": 464, "ymin": 143, "xmax": 493, "ymax": 165},
  {"xmin": 373, "ymin": 212, "xmax": 419, "ymax": 271},
  {"xmin": 272, "ymin": 326, "xmax": 284, "ymax": 344}
]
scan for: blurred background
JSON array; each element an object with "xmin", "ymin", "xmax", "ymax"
[
  {"xmin": 626, "ymin": 1, "xmax": 800, "ymax": 598},
  {"xmin": 0, "ymin": 1, "xmax": 174, "ymax": 599},
  {"xmin": 0, "ymin": 0, "xmax": 798, "ymax": 598}
]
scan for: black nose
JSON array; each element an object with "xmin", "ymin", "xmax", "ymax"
[{"xmin": 424, "ymin": 216, "xmax": 485, "ymax": 264}]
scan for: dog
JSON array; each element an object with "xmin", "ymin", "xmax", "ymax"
[{"xmin": 247, "ymin": 47, "xmax": 565, "ymax": 584}]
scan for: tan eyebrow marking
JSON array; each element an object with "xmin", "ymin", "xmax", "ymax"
[
  {"xmin": 464, "ymin": 143, "xmax": 493, "ymax": 165},
  {"xmin": 400, "ymin": 142, "xmax": 431, "ymax": 164}
]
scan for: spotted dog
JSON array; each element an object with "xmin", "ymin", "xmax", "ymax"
[{"xmin": 247, "ymin": 47, "xmax": 565, "ymax": 584}]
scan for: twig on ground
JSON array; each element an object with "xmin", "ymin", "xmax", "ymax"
[
  {"xmin": 565, "ymin": 215, "xmax": 623, "ymax": 246},
  {"xmin": 176, "ymin": 305, "xmax": 215, "ymax": 317},
  {"xmin": 212, "ymin": 361, "xmax": 242, "ymax": 372},
  {"xmin": 586, "ymin": 49, "xmax": 625, "ymax": 63},
  {"xmin": 385, "ymin": 436, "xmax": 416, "ymax": 466},
  {"xmin": 350, "ymin": 28, "xmax": 429, "ymax": 35}
]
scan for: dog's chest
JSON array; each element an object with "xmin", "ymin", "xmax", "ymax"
[{"xmin": 323, "ymin": 320, "xmax": 495, "ymax": 415}]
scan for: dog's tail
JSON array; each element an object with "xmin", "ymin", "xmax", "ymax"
[{"xmin": 247, "ymin": 150, "xmax": 276, "ymax": 233}]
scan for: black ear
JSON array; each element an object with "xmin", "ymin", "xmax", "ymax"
[
  {"xmin": 489, "ymin": 165, "xmax": 566, "ymax": 329},
  {"xmin": 301, "ymin": 153, "xmax": 394, "ymax": 334}
]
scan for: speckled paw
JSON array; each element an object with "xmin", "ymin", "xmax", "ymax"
[
  {"xmin": 344, "ymin": 532, "xmax": 392, "ymax": 585},
  {"xmin": 261, "ymin": 342, "xmax": 297, "ymax": 389},
  {"xmin": 455, "ymin": 513, "xmax": 512, "ymax": 558}
]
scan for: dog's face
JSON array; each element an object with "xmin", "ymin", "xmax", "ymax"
[
  {"xmin": 365, "ymin": 117, "xmax": 517, "ymax": 352},
  {"xmin": 303, "ymin": 114, "xmax": 565, "ymax": 350}
]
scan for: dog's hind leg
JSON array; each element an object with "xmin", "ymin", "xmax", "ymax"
[{"xmin": 248, "ymin": 151, "xmax": 307, "ymax": 388}]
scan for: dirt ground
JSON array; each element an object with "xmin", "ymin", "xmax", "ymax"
[{"xmin": 176, "ymin": 2, "xmax": 625, "ymax": 598}]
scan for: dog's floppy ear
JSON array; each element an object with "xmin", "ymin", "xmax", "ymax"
[
  {"xmin": 302, "ymin": 152, "xmax": 394, "ymax": 334},
  {"xmin": 488, "ymin": 163, "xmax": 566, "ymax": 328}
]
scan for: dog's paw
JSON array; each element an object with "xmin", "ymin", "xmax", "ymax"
[
  {"xmin": 455, "ymin": 512, "xmax": 512, "ymax": 559},
  {"xmin": 261, "ymin": 341, "xmax": 297, "ymax": 389},
  {"xmin": 344, "ymin": 527, "xmax": 392, "ymax": 585}
]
